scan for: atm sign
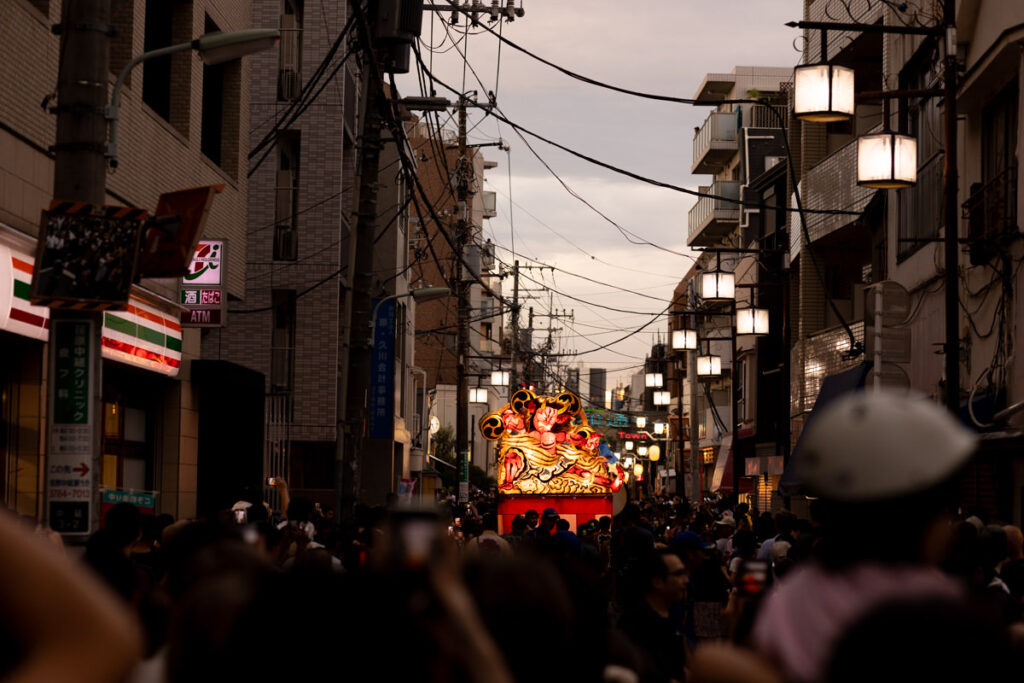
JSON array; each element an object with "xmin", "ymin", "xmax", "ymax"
[{"xmin": 181, "ymin": 289, "xmax": 222, "ymax": 306}]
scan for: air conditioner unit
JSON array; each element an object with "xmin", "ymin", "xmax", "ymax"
[{"xmin": 274, "ymin": 224, "xmax": 298, "ymax": 261}]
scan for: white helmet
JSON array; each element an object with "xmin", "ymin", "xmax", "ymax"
[{"xmin": 796, "ymin": 389, "xmax": 977, "ymax": 502}]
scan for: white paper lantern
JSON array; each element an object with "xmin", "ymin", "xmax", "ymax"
[
  {"xmin": 635, "ymin": 416, "xmax": 648, "ymax": 428},
  {"xmin": 701, "ymin": 271, "xmax": 735, "ymax": 301},
  {"xmin": 645, "ymin": 372, "xmax": 664, "ymax": 388},
  {"xmin": 697, "ymin": 354, "xmax": 723, "ymax": 378},
  {"xmin": 653, "ymin": 390, "xmax": 671, "ymax": 406},
  {"xmin": 672, "ymin": 329, "xmax": 697, "ymax": 351},
  {"xmin": 648, "ymin": 444, "xmax": 661, "ymax": 462},
  {"xmin": 858, "ymin": 132, "xmax": 917, "ymax": 189},
  {"xmin": 794, "ymin": 63, "xmax": 855, "ymax": 122},
  {"xmin": 736, "ymin": 306, "xmax": 770, "ymax": 336},
  {"xmin": 490, "ymin": 370, "xmax": 510, "ymax": 386}
]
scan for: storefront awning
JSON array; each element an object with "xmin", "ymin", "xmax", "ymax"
[
  {"xmin": 0, "ymin": 243, "xmax": 183, "ymax": 377},
  {"xmin": 710, "ymin": 433, "xmax": 754, "ymax": 494}
]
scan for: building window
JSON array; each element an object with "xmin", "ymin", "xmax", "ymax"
[
  {"xmin": 271, "ymin": 290, "xmax": 297, "ymax": 392},
  {"xmin": 966, "ymin": 81, "xmax": 1019, "ymax": 263},
  {"xmin": 278, "ymin": 0, "xmax": 303, "ymax": 101},
  {"xmin": 201, "ymin": 17, "xmax": 225, "ymax": 165},
  {"xmin": 143, "ymin": 0, "xmax": 192, "ymax": 136},
  {"xmin": 274, "ymin": 131, "xmax": 300, "ymax": 260},
  {"xmin": 200, "ymin": 15, "xmax": 241, "ymax": 175}
]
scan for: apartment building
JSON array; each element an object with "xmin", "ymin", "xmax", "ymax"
[
  {"xmin": 684, "ymin": 65, "xmax": 792, "ymax": 510},
  {"xmin": 785, "ymin": 0, "xmax": 1024, "ymax": 522},
  {"xmin": 0, "ymin": 0, "xmax": 254, "ymax": 520}
]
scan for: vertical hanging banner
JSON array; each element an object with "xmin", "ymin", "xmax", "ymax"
[
  {"xmin": 47, "ymin": 319, "xmax": 95, "ymax": 534},
  {"xmin": 370, "ymin": 299, "xmax": 395, "ymax": 440}
]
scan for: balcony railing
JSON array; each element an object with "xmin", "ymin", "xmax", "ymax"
[
  {"xmin": 898, "ymin": 153, "xmax": 943, "ymax": 259},
  {"xmin": 963, "ymin": 164, "xmax": 1018, "ymax": 263},
  {"xmin": 692, "ymin": 111, "xmax": 738, "ymax": 174},
  {"xmin": 687, "ymin": 181, "xmax": 740, "ymax": 247},
  {"xmin": 745, "ymin": 104, "xmax": 780, "ymax": 129}
]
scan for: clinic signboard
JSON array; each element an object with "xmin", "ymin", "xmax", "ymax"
[{"xmin": 46, "ymin": 319, "xmax": 96, "ymax": 535}]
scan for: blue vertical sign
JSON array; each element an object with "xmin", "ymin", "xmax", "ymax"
[{"xmin": 370, "ymin": 299, "xmax": 395, "ymax": 440}]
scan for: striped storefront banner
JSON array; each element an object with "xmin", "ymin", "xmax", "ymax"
[
  {"xmin": 0, "ymin": 244, "xmax": 50, "ymax": 341},
  {"xmin": 0, "ymin": 244, "xmax": 182, "ymax": 377},
  {"xmin": 102, "ymin": 298, "xmax": 182, "ymax": 377}
]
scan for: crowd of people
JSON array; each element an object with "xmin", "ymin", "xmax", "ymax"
[{"xmin": 3, "ymin": 389, "xmax": 1024, "ymax": 682}]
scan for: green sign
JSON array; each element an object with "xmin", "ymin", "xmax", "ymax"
[
  {"xmin": 53, "ymin": 321, "xmax": 90, "ymax": 424},
  {"xmin": 101, "ymin": 490, "xmax": 156, "ymax": 508}
]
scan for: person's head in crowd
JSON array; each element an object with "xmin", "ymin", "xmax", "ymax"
[
  {"xmin": 105, "ymin": 502, "xmax": 143, "ymax": 553},
  {"xmin": 462, "ymin": 515, "xmax": 483, "ymax": 541},
  {"xmin": 286, "ymin": 497, "xmax": 314, "ymax": 523},
  {"xmin": 775, "ymin": 511, "xmax": 795, "ymax": 539},
  {"xmin": 732, "ymin": 529, "xmax": 757, "ymax": 559},
  {"xmin": 1004, "ymin": 525, "xmax": 1023, "ymax": 561},
  {"xmin": 539, "ymin": 508, "xmax": 559, "ymax": 535},
  {"xmin": 714, "ymin": 518, "xmax": 735, "ymax": 538},
  {"xmin": 671, "ymin": 531, "xmax": 706, "ymax": 570},
  {"xmin": 794, "ymin": 390, "xmax": 977, "ymax": 571},
  {"xmin": 525, "ymin": 509, "xmax": 539, "ymax": 529},
  {"xmin": 638, "ymin": 548, "xmax": 688, "ymax": 608},
  {"xmin": 509, "ymin": 514, "xmax": 526, "ymax": 535},
  {"xmin": 597, "ymin": 516, "xmax": 612, "ymax": 534},
  {"xmin": 556, "ymin": 518, "xmax": 570, "ymax": 532},
  {"xmin": 481, "ymin": 512, "xmax": 499, "ymax": 533}
]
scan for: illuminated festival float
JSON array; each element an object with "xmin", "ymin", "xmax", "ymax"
[{"xmin": 479, "ymin": 388, "xmax": 625, "ymax": 532}]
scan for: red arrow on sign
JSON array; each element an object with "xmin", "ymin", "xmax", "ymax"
[{"xmin": 73, "ymin": 463, "xmax": 89, "ymax": 477}]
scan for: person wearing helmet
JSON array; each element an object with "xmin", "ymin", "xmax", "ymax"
[{"xmin": 690, "ymin": 389, "xmax": 981, "ymax": 683}]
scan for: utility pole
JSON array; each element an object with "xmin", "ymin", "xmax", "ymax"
[
  {"xmin": 941, "ymin": 0, "xmax": 960, "ymax": 415},
  {"xmin": 455, "ymin": 99, "xmax": 470, "ymax": 504},
  {"xmin": 339, "ymin": 0, "xmax": 386, "ymax": 515},
  {"xmin": 509, "ymin": 260, "xmax": 520, "ymax": 389},
  {"xmin": 45, "ymin": 0, "xmax": 111, "ymax": 536}
]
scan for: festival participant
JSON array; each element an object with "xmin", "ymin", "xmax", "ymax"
[{"xmin": 690, "ymin": 390, "xmax": 984, "ymax": 682}]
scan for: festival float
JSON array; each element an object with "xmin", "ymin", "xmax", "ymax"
[{"xmin": 479, "ymin": 388, "xmax": 625, "ymax": 532}]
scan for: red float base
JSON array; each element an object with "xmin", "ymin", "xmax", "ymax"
[{"xmin": 497, "ymin": 495, "xmax": 613, "ymax": 534}]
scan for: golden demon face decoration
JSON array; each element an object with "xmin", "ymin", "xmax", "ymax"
[{"xmin": 479, "ymin": 389, "xmax": 625, "ymax": 495}]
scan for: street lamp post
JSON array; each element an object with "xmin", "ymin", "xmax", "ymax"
[{"xmin": 789, "ymin": 0, "xmax": 960, "ymax": 413}]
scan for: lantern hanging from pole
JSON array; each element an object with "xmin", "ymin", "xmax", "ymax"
[
  {"xmin": 645, "ymin": 372, "xmax": 664, "ymax": 388},
  {"xmin": 653, "ymin": 421, "xmax": 666, "ymax": 436},
  {"xmin": 625, "ymin": 440, "xmax": 635, "ymax": 451},
  {"xmin": 793, "ymin": 63, "xmax": 855, "ymax": 122},
  {"xmin": 633, "ymin": 463, "xmax": 644, "ymax": 477},
  {"xmin": 469, "ymin": 388, "xmax": 488, "ymax": 403},
  {"xmin": 701, "ymin": 270, "xmax": 735, "ymax": 302},
  {"xmin": 490, "ymin": 370, "xmax": 510, "ymax": 386},
  {"xmin": 653, "ymin": 390, "xmax": 671, "ymax": 406},
  {"xmin": 736, "ymin": 306, "xmax": 770, "ymax": 336},
  {"xmin": 672, "ymin": 328, "xmax": 697, "ymax": 351},
  {"xmin": 697, "ymin": 354, "xmax": 723, "ymax": 378},
  {"xmin": 635, "ymin": 416, "xmax": 647, "ymax": 429},
  {"xmin": 857, "ymin": 132, "xmax": 917, "ymax": 189},
  {"xmin": 648, "ymin": 444, "xmax": 661, "ymax": 461},
  {"xmin": 637, "ymin": 445, "xmax": 648, "ymax": 456}
]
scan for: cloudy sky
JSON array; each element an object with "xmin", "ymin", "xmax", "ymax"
[{"xmin": 398, "ymin": 0, "xmax": 804, "ymax": 390}]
